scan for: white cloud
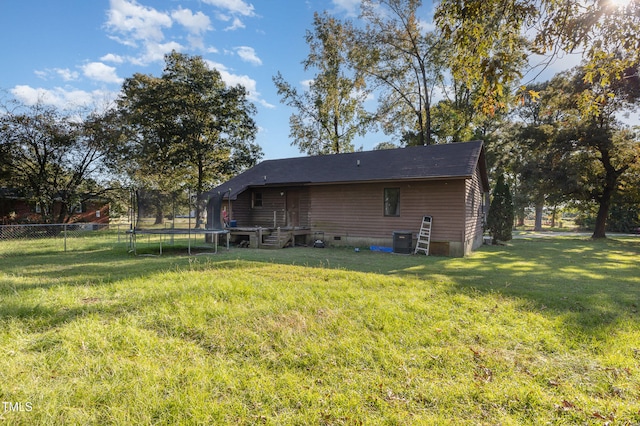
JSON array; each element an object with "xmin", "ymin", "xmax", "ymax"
[
  {"xmin": 418, "ymin": 18, "xmax": 436, "ymax": 33},
  {"xmin": 107, "ymin": 1, "xmax": 217, "ymax": 64},
  {"xmin": 11, "ymin": 85, "xmax": 49, "ymax": 105},
  {"xmin": 101, "ymin": 53, "xmax": 125, "ymax": 63},
  {"xmin": 34, "ymin": 68, "xmax": 79, "ymax": 82},
  {"xmin": 203, "ymin": 0, "xmax": 255, "ymax": 30},
  {"xmin": 106, "ymin": 0, "xmax": 172, "ymax": 43},
  {"xmin": 56, "ymin": 68, "xmax": 80, "ymax": 81},
  {"xmin": 187, "ymin": 35, "xmax": 206, "ymax": 51},
  {"xmin": 332, "ymin": 0, "xmax": 360, "ymax": 16},
  {"xmin": 235, "ymin": 46, "xmax": 262, "ymax": 66},
  {"xmin": 106, "ymin": 34, "xmax": 138, "ymax": 48},
  {"xmin": 171, "ymin": 8, "xmax": 212, "ymax": 34},
  {"xmin": 129, "ymin": 41, "xmax": 184, "ymax": 65},
  {"xmin": 201, "ymin": 0, "xmax": 255, "ymax": 17},
  {"xmin": 82, "ymin": 62, "xmax": 123, "ymax": 84},
  {"xmin": 10, "ymin": 85, "xmax": 115, "ymax": 110},
  {"xmin": 224, "ymin": 17, "xmax": 245, "ymax": 31},
  {"xmin": 204, "ymin": 60, "xmax": 274, "ymax": 108}
]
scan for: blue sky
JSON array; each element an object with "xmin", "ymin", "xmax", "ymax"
[
  {"xmin": 1, "ymin": 1, "xmax": 633, "ymax": 162},
  {"xmin": 0, "ymin": 0, "xmax": 383, "ymax": 160}
]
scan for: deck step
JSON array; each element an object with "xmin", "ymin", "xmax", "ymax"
[{"xmin": 261, "ymin": 232, "xmax": 292, "ymax": 249}]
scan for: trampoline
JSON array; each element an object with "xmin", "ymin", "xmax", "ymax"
[
  {"xmin": 126, "ymin": 187, "xmax": 232, "ymax": 256},
  {"xmin": 128, "ymin": 228, "xmax": 229, "ymax": 256}
]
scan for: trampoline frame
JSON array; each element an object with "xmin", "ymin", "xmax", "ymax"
[{"xmin": 128, "ymin": 228, "xmax": 230, "ymax": 256}]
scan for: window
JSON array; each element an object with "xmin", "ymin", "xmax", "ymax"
[
  {"xmin": 384, "ymin": 188, "xmax": 400, "ymax": 216},
  {"xmin": 252, "ymin": 192, "xmax": 263, "ymax": 208}
]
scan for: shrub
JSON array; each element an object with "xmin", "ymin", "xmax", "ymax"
[{"xmin": 487, "ymin": 173, "xmax": 514, "ymax": 243}]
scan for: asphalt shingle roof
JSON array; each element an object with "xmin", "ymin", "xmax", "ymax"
[{"xmin": 213, "ymin": 140, "xmax": 487, "ymax": 199}]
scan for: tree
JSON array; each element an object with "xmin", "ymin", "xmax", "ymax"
[
  {"xmin": 493, "ymin": 65, "xmax": 639, "ymax": 238},
  {"xmin": 430, "ymin": 33, "xmax": 508, "ymax": 145},
  {"xmin": 487, "ymin": 174, "xmax": 514, "ymax": 243},
  {"xmin": 494, "ymin": 81, "xmax": 566, "ymax": 230},
  {"xmin": 374, "ymin": 141, "xmax": 399, "ymax": 150},
  {"xmin": 543, "ymin": 66, "xmax": 639, "ymax": 238},
  {"xmin": 274, "ymin": 12, "xmax": 374, "ymax": 155},
  {"xmin": 350, "ymin": 0, "xmax": 447, "ymax": 145},
  {"xmin": 434, "ymin": 0, "xmax": 640, "ymax": 117},
  {"xmin": 112, "ymin": 72, "xmax": 184, "ymax": 224},
  {"xmin": 118, "ymin": 51, "xmax": 262, "ymax": 226},
  {"xmin": 0, "ymin": 100, "xmax": 117, "ymax": 223}
]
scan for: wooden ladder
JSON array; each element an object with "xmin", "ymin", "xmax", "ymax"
[{"xmin": 414, "ymin": 216, "xmax": 432, "ymax": 255}]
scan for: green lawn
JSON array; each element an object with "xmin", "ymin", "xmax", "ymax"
[{"xmin": 1, "ymin": 234, "xmax": 639, "ymax": 424}]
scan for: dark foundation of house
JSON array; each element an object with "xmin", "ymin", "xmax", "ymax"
[{"xmin": 227, "ymin": 226, "xmax": 312, "ymax": 249}]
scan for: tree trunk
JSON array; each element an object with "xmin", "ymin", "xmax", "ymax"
[
  {"xmin": 592, "ymin": 199, "xmax": 609, "ymax": 239},
  {"xmin": 516, "ymin": 208, "xmax": 525, "ymax": 227},
  {"xmin": 592, "ymin": 174, "xmax": 616, "ymax": 238},
  {"xmin": 333, "ymin": 115, "xmax": 340, "ymax": 153},
  {"xmin": 194, "ymin": 197, "xmax": 203, "ymax": 229},
  {"xmin": 152, "ymin": 193, "xmax": 164, "ymax": 225},
  {"xmin": 534, "ymin": 203, "xmax": 543, "ymax": 231},
  {"xmin": 56, "ymin": 202, "xmax": 69, "ymax": 224},
  {"xmin": 592, "ymin": 143, "xmax": 624, "ymax": 239},
  {"xmin": 154, "ymin": 208, "xmax": 164, "ymax": 225}
]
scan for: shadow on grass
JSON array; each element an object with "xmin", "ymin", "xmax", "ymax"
[
  {"xmin": 399, "ymin": 237, "xmax": 640, "ymax": 335},
  {"xmin": 1, "ymin": 235, "xmax": 638, "ymax": 337}
]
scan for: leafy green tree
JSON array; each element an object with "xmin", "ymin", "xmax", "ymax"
[
  {"xmin": 118, "ymin": 51, "xmax": 262, "ymax": 226},
  {"xmin": 429, "ymin": 29, "xmax": 509, "ymax": 145},
  {"xmin": 434, "ymin": 0, "xmax": 640, "ymax": 117},
  {"xmin": 0, "ymin": 142, "xmax": 12, "ymax": 187},
  {"xmin": 0, "ymin": 101, "xmax": 117, "ymax": 223},
  {"xmin": 349, "ymin": 0, "xmax": 447, "ymax": 146},
  {"xmin": 492, "ymin": 65, "xmax": 639, "ymax": 238},
  {"xmin": 374, "ymin": 141, "xmax": 399, "ymax": 150},
  {"xmin": 431, "ymin": 98, "xmax": 474, "ymax": 144},
  {"xmin": 274, "ymin": 12, "xmax": 374, "ymax": 155},
  {"xmin": 487, "ymin": 174, "xmax": 514, "ymax": 243},
  {"xmin": 544, "ymin": 67, "xmax": 639, "ymax": 238},
  {"xmin": 493, "ymin": 81, "xmax": 567, "ymax": 230},
  {"xmin": 112, "ymin": 74, "xmax": 184, "ymax": 224},
  {"xmin": 607, "ymin": 197, "xmax": 640, "ymax": 233}
]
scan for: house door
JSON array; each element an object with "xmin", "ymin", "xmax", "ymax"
[{"xmin": 286, "ymin": 190, "xmax": 300, "ymax": 227}]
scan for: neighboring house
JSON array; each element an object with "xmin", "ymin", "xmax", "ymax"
[
  {"xmin": 212, "ymin": 140, "xmax": 490, "ymax": 256},
  {"xmin": 0, "ymin": 188, "xmax": 110, "ymax": 225}
]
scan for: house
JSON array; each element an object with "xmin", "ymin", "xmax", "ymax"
[
  {"xmin": 211, "ymin": 140, "xmax": 490, "ymax": 256},
  {"xmin": 0, "ymin": 188, "xmax": 110, "ymax": 225}
]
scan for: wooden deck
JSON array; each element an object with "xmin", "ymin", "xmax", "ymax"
[{"xmin": 228, "ymin": 226, "xmax": 312, "ymax": 249}]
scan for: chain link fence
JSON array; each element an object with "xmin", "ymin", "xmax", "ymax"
[{"xmin": 0, "ymin": 223, "xmax": 130, "ymax": 257}]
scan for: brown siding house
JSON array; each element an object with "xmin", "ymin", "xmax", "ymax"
[
  {"xmin": 0, "ymin": 189, "xmax": 110, "ymax": 225},
  {"xmin": 212, "ymin": 141, "xmax": 490, "ymax": 256}
]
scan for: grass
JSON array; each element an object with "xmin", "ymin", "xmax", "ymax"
[{"xmin": 1, "ymin": 233, "xmax": 639, "ymax": 424}]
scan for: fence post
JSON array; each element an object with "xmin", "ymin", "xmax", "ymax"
[{"xmin": 63, "ymin": 223, "xmax": 67, "ymax": 252}]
